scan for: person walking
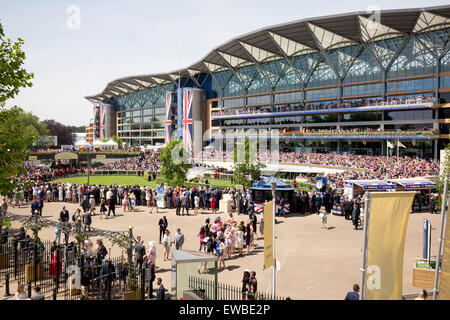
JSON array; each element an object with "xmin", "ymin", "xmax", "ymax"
[
  {"xmin": 175, "ymin": 193, "xmax": 181, "ymax": 216},
  {"xmin": 156, "ymin": 278, "xmax": 165, "ymax": 300},
  {"xmin": 343, "ymin": 197, "xmax": 354, "ymax": 220},
  {"xmin": 352, "ymin": 203, "xmax": 361, "ymax": 230},
  {"xmin": 217, "ymin": 238, "xmax": 226, "ymax": 270},
  {"xmin": 82, "ymin": 210, "xmax": 92, "ymax": 233},
  {"xmin": 99, "ymin": 199, "xmax": 107, "ymax": 219},
  {"xmin": 53, "ymin": 218, "xmax": 63, "ymax": 245},
  {"xmin": 181, "ymin": 193, "xmax": 189, "ymax": 216},
  {"xmin": 320, "ymin": 206, "xmax": 328, "ymax": 230},
  {"xmin": 158, "ymin": 216, "xmax": 168, "ymax": 244},
  {"xmin": 174, "ymin": 228, "xmax": 184, "ymax": 250},
  {"xmin": 162, "ymin": 229, "xmax": 172, "ymax": 261},
  {"xmin": 107, "ymin": 195, "xmax": 116, "ymax": 217},
  {"xmin": 134, "ymin": 237, "xmax": 146, "ymax": 270},
  {"xmin": 344, "ymin": 284, "xmax": 360, "ymax": 300}
]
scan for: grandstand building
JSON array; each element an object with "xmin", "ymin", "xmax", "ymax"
[{"xmin": 86, "ymin": 5, "xmax": 450, "ymax": 159}]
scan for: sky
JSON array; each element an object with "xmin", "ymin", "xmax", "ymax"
[{"xmin": 1, "ymin": 0, "xmax": 449, "ymax": 126}]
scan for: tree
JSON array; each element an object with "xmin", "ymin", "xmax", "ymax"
[
  {"xmin": 0, "ymin": 22, "xmax": 34, "ymax": 107},
  {"xmin": 0, "ymin": 20, "xmax": 36, "ymax": 199},
  {"xmin": 42, "ymin": 119, "xmax": 74, "ymax": 145},
  {"xmin": 159, "ymin": 139, "xmax": 191, "ymax": 187},
  {"xmin": 111, "ymin": 135, "xmax": 123, "ymax": 148},
  {"xmin": 233, "ymin": 136, "xmax": 265, "ymax": 187},
  {"xmin": 68, "ymin": 125, "xmax": 86, "ymax": 133},
  {"xmin": 0, "ymin": 107, "xmax": 37, "ymax": 195}
]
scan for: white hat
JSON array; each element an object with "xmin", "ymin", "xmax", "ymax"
[
  {"xmin": 244, "ymin": 268, "xmax": 250, "ymax": 273},
  {"xmin": 203, "ymin": 237, "xmax": 209, "ymax": 242}
]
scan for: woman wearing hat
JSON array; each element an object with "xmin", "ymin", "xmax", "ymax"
[{"xmin": 148, "ymin": 241, "xmax": 157, "ymax": 267}]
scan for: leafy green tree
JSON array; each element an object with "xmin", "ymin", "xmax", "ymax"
[
  {"xmin": 111, "ymin": 135, "xmax": 123, "ymax": 148},
  {"xmin": 0, "ymin": 22, "xmax": 34, "ymax": 107},
  {"xmin": 0, "ymin": 21, "xmax": 36, "ymax": 201},
  {"xmin": 159, "ymin": 139, "xmax": 191, "ymax": 187},
  {"xmin": 233, "ymin": 136, "xmax": 265, "ymax": 187},
  {"xmin": 436, "ymin": 144, "xmax": 450, "ymax": 209},
  {"xmin": 0, "ymin": 106, "xmax": 37, "ymax": 195}
]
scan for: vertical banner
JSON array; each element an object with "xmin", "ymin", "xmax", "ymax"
[
  {"xmin": 156, "ymin": 186, "xmax": 164, "ymax": 208},
  {"xmin": 365, "ymin": 192, "xmax": 415, "ymax": 300},
  {"xmin": 183, "ymin": 89, "xmax": 193, "ymax": 152},
  {"xmin": 165, "ymin": 92, "xmax": 172, "ymax": 145},
  {"xmin": 439, "ymin": 209, "xmax": 450, "ymax": 300},
  {"xmin": 263, "ymin": 201, "xmax": 274, "ymax": 270}
]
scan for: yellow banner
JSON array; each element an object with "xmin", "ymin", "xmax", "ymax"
[
  {"xmin": 439, "ymin": 205, "xmax": 450, "ymax": 300},
  {"xmin": 366, "ymin": 192, "xmax": 415, "ymax": 300},
  {"xmin": 263, "ymin": 201, "xmax": 274, "ymax": 270}
]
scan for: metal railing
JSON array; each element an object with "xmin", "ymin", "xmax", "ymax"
[{"xmin": 188, "ymin": 276, "xmax": 285, "ymax": 300}]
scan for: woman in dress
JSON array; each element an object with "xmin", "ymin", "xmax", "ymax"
[
  {"xmin": 58, "ymin": 185, "xmax": 63, "ymax": 202},
  {"xmin": 241, "ymin": 271, "xmax": 250, "ymax": 300},
  {"xmin": 224, "ymin": 226, "xmax": 233, "ymax": 259},
  {"xmin": 211, "ymin": 196, "xmax": 217, "ymax": 214},
  {"xmin": 130, "ymin": 193, "xmax": 136, "ymax": 212},
  {"xmin": 162, "ymin": 230, "xmax": 172, "ymax": 261},
  {"xmin": 197, "ymin": 226, "xmax": 206, "ymax": 251},
  {"xmin": 15, "ymin": 284, "xmax": 27, "ymax": 300},
  {"xmin": 245, "ymin": 224, "xmax": 252, "ymax": 254},
  {"xmin": 148, "ymin": 241, "xmax": 157, "ymax": 267},
  {"xmin": 217, "ymin": 238, "xmax": 226, "ymax": 270},
  {"xmin": 122, "ymin": 193, "xmax": 128, "ymax": 212},
  {"xmin": 99, "ymin": 199, "xmax": 107, "ymax": 219},
  {"xmin": 146, "ymin": 188, "xmax": 151, "ymax": 208},
  {"xmin": 237, "ymin": 225, "xmax": 244, "ymax": 256}
]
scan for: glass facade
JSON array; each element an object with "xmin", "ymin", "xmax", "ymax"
[{"xmin": 100, "ymin": 9, "xmax": 447, "ymax": 156}]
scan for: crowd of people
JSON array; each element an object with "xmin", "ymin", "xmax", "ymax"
[
  {"xmin": 211, "ymin": 95, "xmax": 437, "ymax": 117},
  {"xmin": 97, "ymin": 150, "xmax": 161, "ymax": 172}
]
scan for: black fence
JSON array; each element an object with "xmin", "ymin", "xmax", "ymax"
[
  {"xmin": 63, "ymin": 255, "xmax": 157, "ymax": 300},
  {"xmin": 188, "ymin": 276, "xmax": 284, "ymax": 300}
]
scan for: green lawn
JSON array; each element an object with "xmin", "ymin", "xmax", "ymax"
[
  {"xmin": 51, "ymin": 175, "xmax": 237, "ymax": 188},
  {"xmin": 51, "ymin": 175, "xmax": 162, "ymax": 187}
]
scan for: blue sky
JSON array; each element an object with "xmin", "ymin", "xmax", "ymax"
[{"xmin": 1, "ymin": 0, "xmax": 449, "ymax": 125}]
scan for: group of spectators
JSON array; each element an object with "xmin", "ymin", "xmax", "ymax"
[
  {"xmin": 211, "ymin": 95, "xmax": 436, "ymax": 117},
  {"xmin": 98, "ymin": 150, "xmax": 161, "ymax": 172}
]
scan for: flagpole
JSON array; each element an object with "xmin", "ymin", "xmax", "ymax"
[
  {"xmin": 433, "ymin": 173, "xmax": 449, "ymax": 299},
  {"xmin": 271, "ymin": 181, "xmax": 277, "ymax": 297},
  {"xmin": 360, "ymin": 192, "xmax": 371, "ymax": 300}
]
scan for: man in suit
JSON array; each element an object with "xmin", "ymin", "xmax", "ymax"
[
  {"xmin": 344, "ymin": 284, "xmax": 360, "ymax": 300},
  {"xmin": 143, "ymin": 256, "xmax": 156, "ymax": 299},
  {"xmin": 343, "ymin": 198, "xmax": 354, "ymax": 220},
  {"xmin": 158, "ymin": 216, "xmax": 168, "ymax": 244},
  {"xmin": 81, "ymin": 196, "xmax": 90, "ymax": 213},
  {"xmin": 30, "ymin": 286, "xmax": 44, "ymax": 300},
  {"xmin": 107, "ymin": 195, "xmax": 116, "ymax": 217},
  {"xmin": 352, "ymin": 204, "xmax": 361, "ymax": 230},
  {"xmin": 174, "ymin": 228, "xmax": 184, "ymax": 250},
  {"xmin": 156, "ymin": 277, "xmax": 165, "ymax": 300},
  {"xmin": 96, "ymin": 239, "xmax": 108, "ymax": 265},
  {"xmin": 134, "ymin": 237, "xmax": 146, "ymax": 270},
  {"xmin": 181, "ymin": 193, "xmax": 189, "ymax": 216},
  {"xmin": 175, "ymin": 193, "xmax": 181, "ymax": 216}
]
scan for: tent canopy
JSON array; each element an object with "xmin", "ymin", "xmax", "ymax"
[
  {"xmin": 345, "ymin": 180, "xmax": 396, "ymax": 190},
  {"xmin": 250, "ymin": 176, "xmax": 296, "ymax": 191},
  {"xmin": 104, "ymin": 140, "xmax": 118, "ymax": 145},
  {"xmin": 93, "ymin": 140, "xmax": 106, "ymax": 146},
  {"xmin": 387, "ymin": 179, "xmax": 436, "ymax": 190}
]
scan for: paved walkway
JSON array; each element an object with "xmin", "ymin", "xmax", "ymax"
[{"xmin": 5, "ymin": 201, "xmax": 442, "ymax": 300}]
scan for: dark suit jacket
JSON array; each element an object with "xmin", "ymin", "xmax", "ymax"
[
  {"xmin": 135, "ymin": 243, "xmax": 146, "ymax": 260},
  {"xmin": 30, "ymin": 293, "xmax": 45, "ymax": 300},
  {"xmin": 156, "ymin": 284, "xmax": 165, "ymax": 300},
  {"xmin": 344, "ymin": 291, "xmax": 360, "ymax": 300}
]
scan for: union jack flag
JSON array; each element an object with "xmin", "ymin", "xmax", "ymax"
[
  {"xmin": 165, "ymin": 93, "xmax": 172, "ymax": 145},
  {"xmin": 92, "ymin": 106, "xmax": 98, "ymax": 140},
  {"xmin": 183, "ymin": 89, "xmax": 193, "ymax": 152},
  {"xmin": 99, "ymin": 105, "xmax": 106, "ymax": 139},
  {"xmin": 254, "ymin": 202, "xmax": 264, "ymax": 215}
]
